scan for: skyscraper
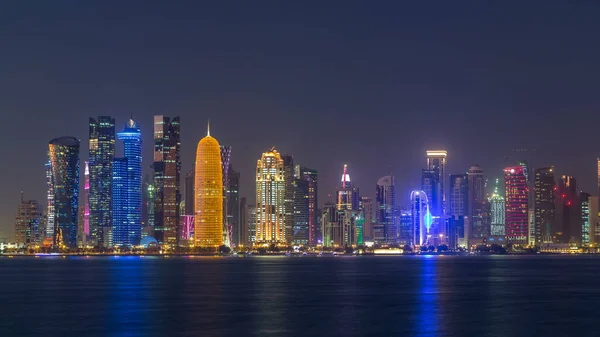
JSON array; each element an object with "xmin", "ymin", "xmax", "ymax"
[
  {"xmin": 321, "ymin": 203, "xmax": 338, "ymax": 247},
  {"xmin": 426, "ymin": 150, "xmax": 447, "ymax": 215},
  {"xmin": 112, "ymin": 119, "xmax": 142, "ymax": 246},
  {"xmin": 504, "ymin": 166, "xmax": 528, "ymax": 245},
  {"xmin": 376, "ymin": 175, "xmax": 396, "ymax": 244},
  {"xmin": 48, "ymin": 136, "xmax": 80, "ymax": 248},
  {"xmin": 294, "ymin": 165, "xmax": 318, "ymax": 245},
  {"xmin": 282, "ymin": 155, "xmax": 295, "ymax": 243},
  {"xmin": 360, "ymin": 197, "xmax": 374, "ymax": 242},
  {"xmin": 449, "ymin": 174, "xmax": 468, "ymax": 248},
  {"xmin": 185, "ymin": 169, "xmax": 195, "ymax": 216},
  {"xmin": 227, "ymin": 166, "xmax": 240, "ymax": 246},
  {"xmin": 82, "ymin": 161, "xmax": 90, "ymax": 245},
  {"xmin": 255, "ymin": 148, "xmax": 286, "ymax": 244},
  {"xmin": 581, "ymin": 192, "xmax": 591, "ymax": 245},
  {"xmin": 467, "ymin": 165, "xmax": 485, "ymax": 216},
  {"xmin": 411, "ymin": 190, "xmax": 432, "ymax": 246},
  {"xmin": 336, "ymin": 165, "xmax": 360, "ymax": 246},
  {"xmin": 88, "ymin": 116, "xmax": 115, "ymax": 247},
  {"xmin": 489, "ymin": 179, "xmax": 505, "ymax": 237},
  {"xmin": 220, "ymin": 145, "xmax": 232, "ymax": 245},
  {"xmin": 194, "ymin": 124, "xmax": 224, "ymax": 248},
  {"xmin": 239, "ymin": 197, "xmax": 248, "ymax": 246},
  {"xmin": 152, "ymin": 116, "xmax": 181, "ymax": 246},
  {"xmin": 292, "ymin": 177, "xmax": 309, "ymax": 245},
  {"xmin": 44, "ymin": 162, "xmax": 54, "ymax": 239},
  {"xmin": 336, "ymin": 165, "xmax": 359, "ymax": 211},
  {"xmin": 556, "ymin": 175, "xmax": 580, "ymax": 243},
  {"xmin": 14, "ymin": 194, "xmax": 42, "ymax": 246},
  {"xmin": 534, "ymin": 167, "xmax": 555, "ymax": 244},
  {"xmin": 597, "ymin": 158, "xmax": 600, "ymax": 211},
  {"xmin": 589, "ymin": 196, "xmax": 599, "ymax": 245}
]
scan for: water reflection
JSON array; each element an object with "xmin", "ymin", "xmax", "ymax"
[
  {"xmin": 107, "ymin": 256, "xmax": 149, "ymax": 337},
  {"xmin": 416, "ymin": 256, "xmax": 439, "ymax": 337}
]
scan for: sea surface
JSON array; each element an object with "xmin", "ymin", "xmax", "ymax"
[{"xmin": 1, "ymin": 255, "xmax": 598, "ymax": 337}]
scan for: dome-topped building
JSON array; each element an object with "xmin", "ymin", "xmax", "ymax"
[{"xmin": 194, "ymin": 122, "xmax": 223, "ymax": 247}]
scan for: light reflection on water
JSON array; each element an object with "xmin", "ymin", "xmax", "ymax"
[{"xmin": 1, "ymin": 255, "xmax": 600, "ymax": 337}]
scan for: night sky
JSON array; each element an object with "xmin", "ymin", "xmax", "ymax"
[{"xmin": 1, "ymin": 1, "xmax": 599, "ymax": 239}]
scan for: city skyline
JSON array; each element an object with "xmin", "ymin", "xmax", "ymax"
[{"xmin": 2, "ymin": 2, "xmax": 600, "ymax": 239}]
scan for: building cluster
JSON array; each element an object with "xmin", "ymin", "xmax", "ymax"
[{"xmin": 11, "ymin": 120, "xmax": 600, "ymax": 252}]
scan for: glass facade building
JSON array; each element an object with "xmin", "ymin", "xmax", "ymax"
[
  {"xmin": 89, "ymin": 116, "xmax": 115, "ymax": 247},
  {"xmin": 112, "ymin": 119, "xmax": 142, "ymax": 246},
  {"xmin": 504, "ymin": 166, "xmax": 529, "ymax": 245},
  {"xmin": 376, "ymin": 175, "xmax": 397, "ymax": 244},
  {"xmin": 534, "ymin": 167, "xmax": 555, "ymax": 244},
  {"xmin": 153, "ymin": 116, "xmax": 181, "ymax": 246},
  {"xmin": 194, "ymin": 125, "xmax": 224, "ymax": 247},
  {"xmin": 227, "ymin": 166, "xmax": 240, "ymax": 246},
  {"xmin": 47, "ymin": 136, "xmax": 80, "ymax": 248},
  {"xmin": 294, "ymin": 165, "xmax": 318, "ymax": 245},
  {"xmin": 14, "ymin": 195, "xmax": 43, "ymax": 246},
  {"xmin": 426, "ymin": 150, "xmax": 447, "ymax": 215}
]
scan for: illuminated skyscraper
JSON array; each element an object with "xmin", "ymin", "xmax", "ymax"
[
  {"xmin": 153, "ymin": 116, "xmax": 181, "ymax": 246},
  {"xmin": 335, "ymin": 165, "xmax": 360, "ymax": 246},
  {"xmin": 14, "ymin": 193, "xmax": 42, "ymax": 246},
  {"xmin": 83, "ymin": 161, "xmax": 90, "ymax": 245},
  {"xmin": 426, "ymin": 150, "xmax": 447, "ymax": 215},
  {"xmin": 449, "ymin": 174, "xmax": 468, "ymax": 248},
  {"xmin": 294, "ymin": 165, "xmax": 318, "ymax": 245},
  {"xmin": 239, "ymin": 197, "xmax": 248, "ymax": 246},
  {"xmin": 44, "ymin": 162, "xmax": 54, "ymax": 239},
  {"xmin": 504, "ymin": 166, "xmax": 528, "ymax": 245},
  {"xmin": 112, "ymin": 119, "xmax": 142, "ymax": 246},
  {"xmin": 467, "ymin": 165, "xmax": 485, "ymax": 216},
  {"xmin": 597, "ymin": 158, "xmax": 600, "ymax": 211},
  {"xmin": 321, "ymin": 203, "xmax": 337, "ymax": 247},
  {"xmin": 89, "ymin": 116, "xmax": 115, "ymax": 247},
  {"xmin": 184, "ymin": 169, "xmax": 195, "ymax": 216},
  {"xmin": 410, "ymin": 190, "xmax": 432, "ymax": 246},
  {"xmin": 489, "ymin": 179, "xmax": 505, "ymax": 237},
  {"xmin": 194, "ymin": 124, "xmax": 224, "ymax": 247},
  {"xmin": 227, "ymin": 166, "xmax": 240, "ymax": 246},
  {"xmin": 581, "ymin": 192, "xmax": 591, "ymax": 245},
  {"xmin": 376, "ymin": 175, "xmax": 397, "ymax": 244},
  {"xmin": 336, "ymin": 165, "xmax": 359, "ymax": 211},
  {"xmin": 292, "ymin": 177, "xmax": 309, "ymax": 245},
  {"xmin": 555, "ymin": 175, "xmax": 580, "ymax": 243},
  {"xmin": 282, "ymin": 155, "xmax": 295, "ymax": 242},
  {"xmin": 255, "ymin": 148, "xmax": 286, "ymax": 244},
  {"xmin": 220, "ymin": 145, "xmax": 232, "ymax": 245},
  {"xmin": 360, "ymin": 197, "xmax": 374, "ymax": 241},
  {"xmin": 534, "ymin": 167, "xmax": 555, "ymax": 244},
  {"xmin": 48, "ymin": 136, "xmax": 80, "ymax": 248}
]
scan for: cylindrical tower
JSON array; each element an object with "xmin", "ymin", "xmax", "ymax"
[{"xmin": 194, "ymin": 124, "xmax": 224, "ymax": 247}]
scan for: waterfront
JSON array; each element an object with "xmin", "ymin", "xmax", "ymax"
[{"xmin": 1, "ymin": 255, "xmax": 599, "ymax": 337}]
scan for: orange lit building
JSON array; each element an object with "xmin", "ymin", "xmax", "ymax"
[
  {"xmin": 255, "ymin": 148, "xmax": 286, "ymax": 244},
  {"xmin": 194, "ymin": 124, "xmax": 223, "ymax": 247}
]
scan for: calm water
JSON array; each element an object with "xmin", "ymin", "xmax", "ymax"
[{"xmin": 1, "ymin": 255, "xmax": 598, "ymax": 337}]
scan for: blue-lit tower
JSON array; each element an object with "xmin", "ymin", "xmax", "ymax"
[
  {"xmin": 112, "ymin": 119, "xmax": 142, "ymax": 246},
  {"xmin": 410, "ymin": 190, "xmax": 432, "ymax": 246}
]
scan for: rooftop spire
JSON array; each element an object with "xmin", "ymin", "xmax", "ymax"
[{"xmin": 207, "ymin": 119, "xmax": 210, "ymax": 137}]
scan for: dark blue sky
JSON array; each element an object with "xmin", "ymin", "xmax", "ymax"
[{"xmin": 1, "ymin": 1, "xmax": 599, "ymax": 238}]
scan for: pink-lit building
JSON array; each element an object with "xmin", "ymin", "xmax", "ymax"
[
  {"xmin": 504, "ymin": 166, "xmax": 529, "ymax": 245},
  {"xmin": 181, "ymin": 215, "xmax": 194, "ymax": 241}
]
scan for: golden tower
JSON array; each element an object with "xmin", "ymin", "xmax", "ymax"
[
  {"xmin": 255, "ymin": 148, "xmax": 286, "ymax": 244},
  {"xmin": 194, "ymin": 123, "xmax": 223, "ymax": 247}
]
